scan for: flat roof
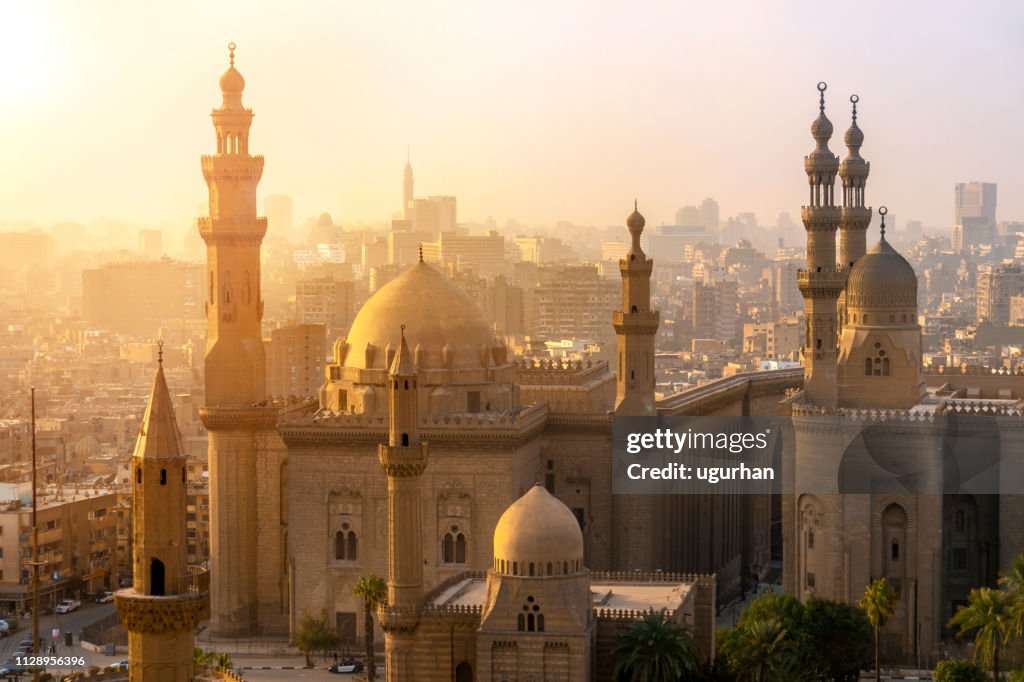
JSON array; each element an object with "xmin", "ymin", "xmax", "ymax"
[{"xmin": 430, "ymin": 576, "xmax": 692, "ymax": 612}]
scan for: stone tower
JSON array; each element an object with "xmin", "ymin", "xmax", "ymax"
[
  {"xmin": 403, "ymin": 149, "xmax": 414, "ymax": 220},
  {"xmin": 798, "ymin": 82, "xmax": 843, "ymax": 408},
  {"xmin": 115, "ymin": 347, "xmax": 209, "ymax": 680},
  {"xmin": 613, "ymin": 202, "xmax": 659, "ymax": 416},
  {"xmin": 199, "ymin": 43, "xmax": 285, "ymax": 637},
  {"xmin": 378, "ymin": 327, "xmax": 429, "ymax": 680},
  {"xmin": 838, "ymin": 95, "xmax": 871, "ymax": 270}
]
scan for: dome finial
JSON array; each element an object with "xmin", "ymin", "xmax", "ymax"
[
  {"xmin": 157, "ymin": 339, "xmax": 164, "ymax": 366},
  {"xmin": 634, "ymin": 198, "xmax": 638, "ymax": 211},
  {"xmin": 418, "ymin": 243, "xmax": 423, "ymax": 262},
  {"xmin": 878, "ymin": 206, "xmax": 888, "ymax": 239},
  {"xmin": 228, "ymin": 42, "xmax": 236, "ymax": 67},
  {"xmin": 400, "ymin": 323, "xmax": 406, "ymax": 339},
  {"xmin": 850, "ymin": 94, "xmax": 858, "ymax": 124},
  {"xmin": 818, "ymin": 81, "xmax": 827, "ymax": 114}
]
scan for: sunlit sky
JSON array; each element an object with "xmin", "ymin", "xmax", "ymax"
[{"xmin": 1, "ymin": 1, "xmax": 1022, "ymax": 231}]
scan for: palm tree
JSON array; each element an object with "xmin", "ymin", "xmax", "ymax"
[
  {"xmin": 613, "ymin": 610, "xmax": 699, "ymax": 682},
  {"xmin": 998, "ymin": 554, "xmax": 1024, "ymax": 639},
  {"xmin": 353, "ymin": 573, "xmax": 387, "ymax": 682},
  {"xmin": 722, "ymin": 617, "xmax": 800, "ymax": 682},
  {"xmin": 948, "ymin": 587, "xmax": 1016, "ymax": 682},
  {"xmin": 860, "ymin": 578, "xmax": 898, "ymax": 682},
  {"xmin": 214, "ymin": 652, "xmax": 233, "ymax": 671}
]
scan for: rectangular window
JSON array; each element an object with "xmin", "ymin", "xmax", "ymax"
[
  {"xmin": 544, "ymin": 473, "xmax": 555, "ymax": 494},
  {"xmin": 806, "ymin": 572, "xmax": 816, "ymax": 588},
  {"xmin": 572, "ymin": 507, "xmax": 585, "ymax": 531},
  {"xmin": 807, "ymin": 531, "xmax": 814, "ymax": 550},
  {"xmin": 953, "ymin": 548, "xmax": 967, "ymax": 571},
  {"xmin": 467, "ymin": 391, "xmax": 481, "ymax": 413}
]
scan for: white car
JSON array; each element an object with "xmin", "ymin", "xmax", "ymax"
[{"xmin": 55, "ymin": 598, "xmax": 81, "ymax": 614}]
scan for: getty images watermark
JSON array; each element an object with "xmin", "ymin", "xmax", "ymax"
[{"xmin": 612, "ymin": 414, "xmax": 1024, "ymax": 495}]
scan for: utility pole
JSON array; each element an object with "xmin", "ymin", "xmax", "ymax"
[{"xmin": 31, "ymin": 387, "xmax": 41, "ymax": 681}]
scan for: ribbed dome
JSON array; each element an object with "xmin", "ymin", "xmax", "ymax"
[
  {"xmin": 493, "ymin": 485, "xmax": 584, "ymax": 575},
  {"xmin": 844, "ymin": 122, "xmax": 864, "ymax": 150},
  {"xmin": 74, "ymin": 436, "xmax": 100, "ymax": 458},
  {"xmin": 343, "ymin": 261, "xmax": 496, "ymax": 370},
  {"xmin": 811, "ymin": 112, "xmax": 833, "ymax": 140},
  {"xmin": 219, "ymin": 66, "xmax": 245, "ymax": 93},
  {"xmin": 845, "ymin": 238, "xmax": 917, "ymax": 313},
  {"xmin": 627, "ymin": 209, "xmax": 645, "ymax": 231}
]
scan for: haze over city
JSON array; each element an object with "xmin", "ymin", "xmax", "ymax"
[{"xmin": 2, "ymin": 0, "xmax": 1022, "ymax": 230}]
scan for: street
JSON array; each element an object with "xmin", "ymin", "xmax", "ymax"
[{"xmin": 0, "ymin": 601, "xmax": 124, "ymax": 670}]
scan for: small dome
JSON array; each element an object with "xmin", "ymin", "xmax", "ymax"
[
  {"xmin": 343, "ymin": 261, "xmax": 496, "ymax": 371},
  {"xmin": 74, "ymin": 437, "xmax": 100, "ymax": 458},
  {"xmin": 318, "ymin": 212, "xmax": 334, "ymax": 227},
  {"xmin": 846, "ymin": 238, "xmax": 917, "ymax": 314},
  {"xmin": 219, "ymin": 66, "xmax": 245, "ymax": 94},
  {"xmin": 844, "ymin": 122, "xmax": 864, "ymax": 150},
  {"xmin": 627, "ymin": 209, "xmax": 645, "ymax": 231},
  {"xmin": 493, "ymin": 485, "xmax": 584, "ymax": 576},
  {"xmin": 811, "ymin": 111, "xmax": 833, "ymax": 140}
]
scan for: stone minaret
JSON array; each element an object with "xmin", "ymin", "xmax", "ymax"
[
  {"xmin": 199, "ymin": 43, "xmax": 275, "ymax": 637},
  {"xmin": 838, "ymin": 94, "xmax": 871, "ymax": 269},
  {"xmin": 798, "ymin": 82, "xmax": 843, "ymax": 408},
  {"xmin": 115, "ymin": 346, "xmax": 209, "ymax": 680},
  {"xmin": 378, "ymin": 327, "xmax": 428, "ymax": 679},
  {"xmin": 613, "ymin": 202, "xmax": 660, "ymax": 416},
  {"xmin": 403, "ymin": 149, "xmax": 414, "ymax": 220}
]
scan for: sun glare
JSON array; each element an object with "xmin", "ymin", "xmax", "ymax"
[{"xmin": 0, "ymin": 4, "xmax": 60, "ymax": 98}]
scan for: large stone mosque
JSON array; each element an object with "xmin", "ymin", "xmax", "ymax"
[{"xmin": 118, "ymin": 47, "xmax": 1024, "ymax": 679}]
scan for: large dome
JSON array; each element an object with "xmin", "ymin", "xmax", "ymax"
[
  {"xmin": 343, "ymin": 261, "xmax": 495, "ymax": 370},
  {"xmin": 845, "ymin": 238, "xmax": 917, "ymax": 313},
  {"xmin": 493, "ymin": 485, "xmax": 585, "ymax": 576}
]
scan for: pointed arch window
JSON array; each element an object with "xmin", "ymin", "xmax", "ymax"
[
  {"xmin": 442, "ymin": 527, "xmax": 467, "ymax": 564},
  {"xmin": 334, "ymin": 526, "xmax": 358, "ymax": 561}
]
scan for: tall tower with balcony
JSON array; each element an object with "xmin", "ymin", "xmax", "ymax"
[
  {"xmin": 378, "ymin": 327, "xmax": 429, "ymax": 680},
  {"xmin": 198, "ymin": 43, "xmax": 286, "ymax": 637},
  {"xmin": 798, "ymin": 83, "xmax": 843, "ymax": 408},
  {"xmin": 115, "ymin": 346, "xmax": 209, "ymax": 680}
]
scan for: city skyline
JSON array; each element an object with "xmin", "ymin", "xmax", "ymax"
[{"xmin": 1, "ymin": 1, "xmax": 1022, "ymax": 230}]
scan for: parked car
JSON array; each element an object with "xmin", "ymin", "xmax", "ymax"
[
  {"xmin": 108, "ymin": 659, "xmax": 129, "ymax": 672},
  {"xmin": 95, "ymin": 591, "xmax": 115, "ymax": 603},
  {"xmin": 328, "ymin": 660, "xmax": 364, "ymax": 674},
  {"xmin": 55, "ymin": 598, "xmax": 81, "ymax": 614}
]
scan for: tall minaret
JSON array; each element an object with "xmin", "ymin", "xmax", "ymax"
[
  {"xmin": 403, "ymin": 148, "xmax": 414, "ymax": 220},
  {"xmin": 115, "ymin": 345, "xmax": 209, "ymax": 681},
  {"xmin": 200, "ymin": 42, "xmax": 267, "ymax": 405},
  {"xmin": 613, "ymin": 202, "xmax": 660, "ymax": 416},
  {"xmin": 378, "ymin": 326, "xmax": 428, "ymax": 680},
  {"xmin": 798, "ymin": 82, "xmax": 843, "ymax": 408},
  {"xmin": 838, "ymin": 94, "xmax": 871, "ymax": 268},
  {"xmin": 199, "ymin": 43, "xmax": 278, "ymax": 637}
]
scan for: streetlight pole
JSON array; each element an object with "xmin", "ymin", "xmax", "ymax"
[{"xmin": 31, "ymin": 387, "xmax": 40, "ymax": 681}]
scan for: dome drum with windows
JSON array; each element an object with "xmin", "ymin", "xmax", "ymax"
[{"xmin": 492, "ymin": 484, "xmax": 586, "ymax": 578}]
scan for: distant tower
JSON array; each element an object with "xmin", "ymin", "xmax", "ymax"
[
  {"xmin": 613, "ymin": 202, "xmax": 660, "ymax": 416},
  {"xmin": 115, "ymin": 346, "xmax": 209, "ymax": 680},
  {"xmin": 403, "ymin": 148, "xmax": 414, "ymax": 220},
  {"xmin": 199, "ymin": 43, "xmax": 284, "ymax": 637},
  {"xmin": 378, "ymin": 327, "xmax": 429, "ymax": 680},
  {"xmin": 838, "ymin": 94, "xmax": 871, "ymax": 269},
  {"xmin": 798, "ymin": 83, "xmax": 843, "ymax": 408}
]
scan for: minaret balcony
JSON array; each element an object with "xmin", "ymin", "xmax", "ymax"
[
  {"xmin": 797, "ymin": 267, "xmax": 847, "ymax": 296},
  {"xmin": 801, "ymin": 206, "xmax": 842, "ymax": 230},
  {"xmin": 197, "ymin": 217, "xmax": 269, "ymax": 246},
  {"xmin": 612, "ymin": 310, "xmax": 660, "ymax": 335},
  {"xmin": 200, "ymin": 154, "xmax": 265, "ymax": 179},
  {"xmin": 378, "ymin": 602, "xmax": 421, "ymax": 633},
  {"xmin": 378, "ymin": 441, "xmax": 429, "ymax": 478},
  {"xmin": 114, "ymin": 566, "xmax": 210, "ymax": 632}
]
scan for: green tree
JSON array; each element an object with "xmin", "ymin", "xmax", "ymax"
[
  {"xmin": 948, "ymin": 587, "xmax": 1016, "ymax": 682},
  {"xmin": 859, "ymin": 578, "xmax": 898, "ymax": 682},
  {"xmin": 720, "ymin": 617, "xmax": 800, "ymax": 682},
  {"xmin": 214, "ymin": 652, "xmax": 233, "ymax": 671},
  {"xmin": 802, "ymin": 597, "xmax": 872, "ymax": 681},
  {"xmin": 999, "ymin": 554, "xmax": 1024, "ymax": 639},
  {"xmin": 613, "ymin": 610, "xmax": 699, "ymax": 682},
  {"xmin": 934, "ymin": 659, "xmax": 987, "ymax": 682},
  {"xmin": 294, "ymin": 610, "xmax": 339, "ymax": 667},
  {"xmin": 353, "ymin": 573, "xmax": 387, "ymax": 682}
]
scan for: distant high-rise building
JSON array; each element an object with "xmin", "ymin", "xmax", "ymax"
[
  {"xmin": 699, "ymin": 198, "xmax": 720, "ymax": 232},
  {"xmin": 295, "ymin": 276, "xmax": 356, "ymax": 339},
  {"xmin": 692, "ymin": 273, "xmax": 738, "ymax": 345},
  {"xmin": 514, "ymin": 236, "xmax": 577, "ymax": 263},
  {"xmin": 411, "ymin": 196, "xmax": 456, "ymax": 238},
  {"xmin": 976, "ymin": 264, "xmax": 1024, "ymax": 325},
  {"xmin": 403, "ymin": 150, "xmax": 414, "ymax": 220},
  {"xmin": 531, "ymin": 264, "xmax": 619, "ymax": 342},
  {"xmin": 138, "ymin": 229, "xmax": 163, "ymax": 256},
  {"xmin": 264, "ymin": 194, "xmax": 294, "ymax": 243},
  {"xmin": 675, "ymin": 205, "xmax": 701, "ymax": 226},
  {"xmin": 952, "ymin": 182, "xmax": 997, "ymax": 251},
  {"xmin": 266, "ymin": 323, "xmax": 327, "ymax": 398},
  {"xmin": 82, "ymin": 260, "xmax": 205, "ymax": 334}
]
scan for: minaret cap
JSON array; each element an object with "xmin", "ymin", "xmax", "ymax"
[
  {"xmin": 810, "ymin": 82, "xmax": 834, "ymax": 145},
  {"xmin": 219, "ymin": 42, "xmax": 245, "ymax": 94},
  {"xmin": 844, "ymin": 94, "xmax": 864, "ymax": 153},
  {"xmin": 626, "ymin": 199, "xmax": 646, "ymax": 257},
  {"xmin": 390, "ymin": 325, "xmax": 416, "ymax": 376}
]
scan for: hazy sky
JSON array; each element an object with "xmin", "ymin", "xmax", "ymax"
[{"xmin": 1, "ymin": 1, "xmax": 1022, "ymax": 231}]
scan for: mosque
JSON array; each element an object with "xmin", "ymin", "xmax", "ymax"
[{"xmin": 116, "ymin": 47, "xmax": 1024, "ymax": 678}]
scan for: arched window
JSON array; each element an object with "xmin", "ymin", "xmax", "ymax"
[
  {"xmin": 150, "ymin": 558, "xmax": 165, "ymax": 596},
  {"xmin": 512, "ymin": 562, "xmax": 518, "ymax": 576},
  {"xmin": 335, "ymin": 529, "xmax": 358, "ymax": 561},
  {"xmin": 631, "ymin": 305, "xmax": 638, "ymax": 314},
  {"xmin": 563, "ymin": 561, "xmax": 568, "ymax": 574},
  {"xmin": 547, "ymin": 562, "xmax": 553, "ymax": 575},
  {"xmin": 455, "ymin": 533, "xmax": 466, "ymax": 563},
  {"xmin": 136, "ymin": 468, "xmax": 141, "ymax": 484},
  {"xmin": 159, "ymin": 469, "xmax": 167, "ymax": 485},
  {"xmin": 335, "ymin": 531, "xmax": 345, "ymax": 560},
  {"xmin": 527, "ymin": 613, "xmax": 535, "ymax": 631},
  {"xmin": 442, "ymin": 534, "xmax": 454, "ymax": 563},
  {"xmin": 529, "ymin": 563, "xmax": 535, "ymax": 576},
  {"xmin": 537, "ymin": 614, "xmax": 545, "ymax": 632},
  {"xmin": 882, "ymin": 358, "xmax": 890, "ymax": 376},
  {"xmin": 401, "ymin": 433, "xmax": 409, "ymax": 447},
  {"xmin": 347, "ymin": 531, "xmax": 358, "ymax": 560}
]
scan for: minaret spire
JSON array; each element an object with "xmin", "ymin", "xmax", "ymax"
[
  {"xmin": 614, "ymin": 202, "xmax": 659, "ymax": 415},
  {"xmin": 798, "ymin": 81, "xmax": 843, "ymax": 408},
  {"xmin": 838, "ymin": 93, "xmax": 871, "ymax": 267}
]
